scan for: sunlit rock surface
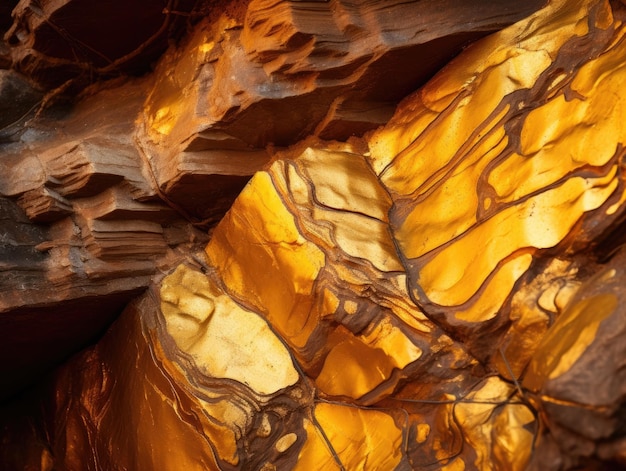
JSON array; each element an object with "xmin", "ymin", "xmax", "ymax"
[
  {"xmin": 0, "ymin": 0, "xmax": 542, "ymax": 401},
  {"xmin": 135, "ymin": 0, "xmax": 544, "ymax": 223},
  {"xmin": 3, "ymin": 0, "xmax": 626, "ymax": 469}
]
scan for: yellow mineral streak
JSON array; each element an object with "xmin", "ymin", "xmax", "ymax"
[
  {"xmin": 161, "ymin": 264, "xmax": 299, "ymax": 395},
  {"xmin": 416, "ymin": 423, "xmax": 430, "ymax": 443},
  {"xmin": 318, "ymin": 208, "xmax": 403, "ymax": 272},
  {"xmin": 368, "ymin": 0, "xmax": 590, "ymax": 178},
  {"xmin": 524, "ymin": 291, "xmax": 618, "ymax": 391},
  {"xmin": 315, "ymin": 318, "xmax": 421, "ymax": 399},
  {"xmin": 392, "ymin": 107, "xmax": 510, "ymax": 259},
  {"xmin": 274, "ymin": 433, "xmax": 298, "ymax": 453},
  {"xmin": 294, "ymin": 419, "xmax": 342, "ymax": 471},
  {"xmin": 315, "ymin": 336, "xmax": 395, "ymax": 399},
  {"xmin": 311, "ymin": 403, "xmax": 403, "ymax": 471},
  {"xmin": 376, "ymin": 46, "xmax": 549, "ymax": 199},
  {"xmin": 283, "ymin": 147, "xmax": 404, "ymax": 273},
  {"xmin": 363, "ymin": 317, "xmax": 422, "ymax": 368},
  {"xmin": 321, "ymin": 288, "xmax": 341, "ymax": 317},
  {"xmin": 297, "ymin": 148, "xmax": 392, "ymax": 221},
  {"xmin": 343, "ymin": 299, "xmax": 357, "ymax": 315},
  {"xmin": 366, "ymin": 0, "xmax": 621, "ymax": 319},
  {"xmin": 454, "ymin": 254, "xmax": 533, "ymax": 322},
  {"xmin": 490, "ymin": 34, "xmax": 626, "ymax": 202}
]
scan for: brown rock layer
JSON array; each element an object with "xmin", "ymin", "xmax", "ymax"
[
  {"xmin": 4, "ymin": 0, "xmax": 626, "ymax": 470},
  {"xmin": 0, "ymin": 79, "xmax": 209, "ymax": 399},
  {"xmin": 4, "ymin": 0, "xmax": 195, "ymax": 88},
  {"xmin": 0, "ymin": 0, "xmax": 543, "ymax": 402},
  {"xmin": 136, "ymin": 0, "xmax": 545, "ymax": 222}
]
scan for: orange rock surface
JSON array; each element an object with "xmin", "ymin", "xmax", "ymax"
[{"xmin": 2, "ymin": 0, "xmax": 626, "ymax": 470}]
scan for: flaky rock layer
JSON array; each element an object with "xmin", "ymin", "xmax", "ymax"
[{"xmin": 3, "ymin": 0, "xmax": 626, "ymax": 470}]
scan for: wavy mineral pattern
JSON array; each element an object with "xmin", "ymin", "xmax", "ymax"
[{"xmin": 1, "ymin": 0, "xmax": 626, "ymax": 470}]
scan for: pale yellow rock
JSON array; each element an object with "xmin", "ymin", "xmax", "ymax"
[
  {"xmin": 161, "ymin": 264, "xmax": 300, "ymax": 395},
  {"xmin": 274, "ymin": 433, "xmax": 298, "ymax": 453},
  {"xmin": 207, "ymin": 170, "xmax": 326, "ymax": 349}
]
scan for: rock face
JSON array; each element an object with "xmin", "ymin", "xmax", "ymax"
[
  {"xmin": 0, "ymin": 0, "xmax": 544, "ymax": 401},
  {"xmin": 2, "ymin": 0, "xmax": 626, "ymax": 470},
  {"xmin": 136, "ymin": 0, "xmax": 546, "ymax": 224},
  {"xmin": 0, "ymin": 77, "xmax": 209, "ymax": 400},
  {"xmin": 5, "ymin": 0, "xmax": 195, "ymax": 88}
]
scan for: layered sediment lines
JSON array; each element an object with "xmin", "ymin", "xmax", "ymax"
[{"xmin": 3, "ymin": 0, "xmax": 626, "ymax": 470}]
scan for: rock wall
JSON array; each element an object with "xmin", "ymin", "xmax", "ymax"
[{"xmin": 2, "ymin": 0, "xmax": 626, "ymax": 470}]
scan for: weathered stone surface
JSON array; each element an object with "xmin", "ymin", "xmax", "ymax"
[
  {"xmin": 0, "ymin": 70, "xmax": 43, "ymax": 141},
  {"xmin": 3, "ymin": 0, "xmax": 626, "ymax": 469},
  {"xmin": 136, "ymin": 0, "xmax": 545, "ymax": 222},
  {"xmin": 4, "ymin": 0, "xmax": 195, "ymax": 89},
  {"xmin": 0, "ymin": 79, "xmax": 210, "ymax": 399},
  {"xmin": 369, "ymin": 0, "xmax": 626, "ymax": 366},
  {"xmin": 206, "ymin": 140, "xmax": 479, "ymax": 408}
]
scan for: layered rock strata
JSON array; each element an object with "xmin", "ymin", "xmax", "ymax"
[
  {"xmin": 136, "ymin": 0, "xmax": 546, "ymax": 223},
  {"xmin": 0, "ymin": 0, "xmax": 544, "ymax": 401},
  {"xmin": 3, "ymin": 0, "xmax": 626, "ymax": 470},
  {"xmin": 0, "ymin": 78, "xmax": 210, "ymax": 399}
]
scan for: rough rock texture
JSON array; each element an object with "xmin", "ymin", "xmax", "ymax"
[
  {"xmin": 0, "ymin": 0, "xmax": 544, "ymax": 401},
  {"xmin": 136, "ymin": 0, "xmax": 546, "ymax": 223},
  {"xmin": 0, "ymin": 77, "xmax": 209, "ymax": 400},
  {"xmin": 5, "ymin": 0, "xmax": 196, "ymax": 88},
  {"xmin": 3, "ymin": 0, "xmax": 626, "ymax": 470}
]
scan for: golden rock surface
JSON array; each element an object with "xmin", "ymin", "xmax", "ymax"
[
  {"xmin": 161, "ymin": 264, "xmax": 300, "ymax": 395},
  {"xmin": 2, "ymin": 0, "xmax": 626, "ymax": 469},
  {"xmin": 0, "ymin": 0, "xmax": 545, "ymax": 401}
]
